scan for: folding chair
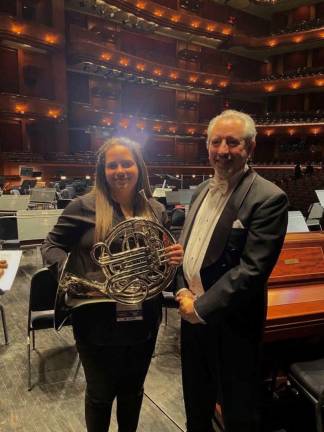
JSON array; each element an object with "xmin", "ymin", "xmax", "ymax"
[{"xmin": 27, "ymin": 267, "xmax": 78, "ymax": 390}]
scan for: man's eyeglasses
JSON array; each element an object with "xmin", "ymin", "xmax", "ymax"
[{"xmin": 209, "ymin": 136, "xmax": 245, "ymax": 148}]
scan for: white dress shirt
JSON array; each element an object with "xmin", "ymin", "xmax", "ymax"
[{"xmin": 183, "ymin": 165, "xmax": 248, "ymax": 299}]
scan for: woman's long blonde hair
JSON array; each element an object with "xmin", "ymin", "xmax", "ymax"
[{"xmin": 94, "ymin": 136, "xmax": 153, "ymax": 242}]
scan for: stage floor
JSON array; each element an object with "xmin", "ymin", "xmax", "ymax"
[{"xmin": 0, "ymin": 248, "xmax": 316, "ymax": 432}]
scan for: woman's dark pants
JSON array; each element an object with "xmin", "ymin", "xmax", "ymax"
[{"xmin": 77, "ymin": 337, "xmax": 156, "ymax": 432}]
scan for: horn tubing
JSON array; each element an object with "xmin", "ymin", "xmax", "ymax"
[{"xmin": 98, "ymin": 249, "xmax": 147, "ymax": 266}]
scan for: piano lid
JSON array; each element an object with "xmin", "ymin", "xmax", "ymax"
[
  {"xmin": 266, "ymin": 232, "xmax": 324, "ymax": 341},
  {"xmin": 269, "ymin": 232, "xmax": 324, "ymax": 286}
]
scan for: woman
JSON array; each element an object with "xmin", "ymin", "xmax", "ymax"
[{"xmin": 41, "ymin": 137, "xmax": 183, "ymax": 432}]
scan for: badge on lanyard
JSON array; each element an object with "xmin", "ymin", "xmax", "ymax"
[{"xmin": 116, "ymin": 303, "xmax": 143, "ymax": 322}]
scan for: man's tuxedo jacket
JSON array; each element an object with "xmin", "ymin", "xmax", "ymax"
[{"xmin": 177, "ymin": 168, "xmax": 288, "ymax": 340}]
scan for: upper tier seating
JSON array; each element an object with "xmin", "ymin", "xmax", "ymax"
[
  {"xmin": 259, "ymin": 66, "xmax": 324, "ymax": 82},
  {"xmin": 251, "ymin": 110, "xmax": 324, "ymax": 124},
  {"xmin": 271, "ymin": 17, "xmax": 323, "ymax": 35},
  {"xmin": 255, "ymin": 168, "xmax": 324, "ymax": 216}
]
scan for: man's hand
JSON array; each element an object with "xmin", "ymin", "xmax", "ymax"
[
  {"xmin": 176, "ymin": 291, "xmax": 201, "ymax": 324},
  {"xmin": 175, "ymin": 288, "xmax": 194, "ymax": 302}
]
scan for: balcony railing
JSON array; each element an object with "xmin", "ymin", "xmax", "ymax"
[
  {"xmin": 231, "ymin": 26, "xmax": 324, "ymax": 50},
  {"xmin": 0, "ymin": 15, "xmax": 64, "ymax": 49},
  {"xmin": 70, "ymin": 103, "xmax": 324, "ymax": 138},
  {"xmin": 68, "ymin": 39, "xmax": 229, "ymax": 93},
  {"xmin": 271, "ymin": 18, "xmax": 324, "ymax": 36},
  {"xmin": 66, "ymin": 0, "xmax": 233, "ymax": 40},
  {"xmin": 0, "ymin": 93, "xmax": 65, "ymax": 120},
  {"xmin": 69, "ymin": 23, "xmax": 178, "ymax": 67},
  {"xmin": 232, "ymin": 75, "xmax": 324, "ymax": 94},
  {"xmin": 70, "ymin": 102, "xmax": 207, "ymax": 138},
  {"xmin": 68, "ymin": 29, "xmax": 324, "ymax": 95},
  {"xmin": 259, "ymin": 66, "xmax": 324, "ymax": 82},
  {"xmin": 252, "ymin": 111, "xmax": 324, "ymax": 125},
  {"xmin": 108, "ymin": 0, "xmax": 233, "ymax": 38},
  {"xmin": 65, "ymin": 0, "xmax": 323, "ymax": 52}
]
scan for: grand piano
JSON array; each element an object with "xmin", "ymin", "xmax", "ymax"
[
  {"xmin": 266, "ymin": 231, "xmax": 324, "ymax": 343},
  {"xmin": 213, "ymin": 232, "xmax": 324, "ymax": 429}
]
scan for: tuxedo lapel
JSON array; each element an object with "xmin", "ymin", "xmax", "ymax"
[
  {"xmin": 202, "ymin": 169, "xmax": 256, "ymax": 268},
  {"xmin": 179, "ymin": 182, "xmax": 209, "ymax": 247}
]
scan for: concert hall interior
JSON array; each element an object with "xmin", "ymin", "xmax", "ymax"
[{"xmin": 0, "ymin": 0, "xmax": 324, "ymax": 431}]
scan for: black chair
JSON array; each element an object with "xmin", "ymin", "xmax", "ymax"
[
  {"xmin": 27, "ymin": 267, "xmax": 77, "ymax": 390},
  {"xmin": 289, "ymin": 357, "xmax": 324, "ymax": 432},
  {"xmin": 0, "ymin": 216, "xmax": 20, "ymax": 249},
  {"xmin": 57, "ymin": 198, "xmax": 71, "ymax": 209},
  {"xmin": 160, "ymin": 207, "xmax": 185, "ymax": 323},
  {"xmin": 162, "ymin": 290, "xmax": 177, "ymax": 326},
  {"xmin": 170, "ymin": 207, "xmax": 185, "ymax": 241}
]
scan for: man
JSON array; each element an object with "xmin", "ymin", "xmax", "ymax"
[
  {"xmin": 176, "ymin": 110, "xmax": 288, "ymax": 432},
  {"xmin": 294, "ymin": 162, "xmax": 302, "ymax": 179}
]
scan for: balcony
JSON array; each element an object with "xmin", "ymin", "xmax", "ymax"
[
  {"xmin": 68, "ymin": 39, "xmax": 229, "ymax": 94},
  {"xmin": 230, "ymin": 26, "xmax": 324, "ymax": 52},
  {"xmin": 253, "ymin": 111, "xmax": 324, "ymax": 126},
  {"xmin": 67, "ymin": 27, "xmax": 324, "ymax": 95},
  {"xmin": 68, "ymin": 39, "xmax": 324, "ymax": 95},
  {"xmin": 231, "ymin": 75, "xmax": 324, "ymax": 94},
  {"xmin": 0, "ymin": 15, "xmax": 64, "ymax": 50},
  {"xmin": 271, "ymin": 18, "xmax": 324, "ymax": 36},
  {"xmin": 68, "ymin": 24, "xmax": 116, "ymax": 48},
  {"xmin": 107, "ymin": 0, "xmax": 233, "ymax": 38},
  {"xmin": 71, "ymin": 103, "xmax": 324, "ymax": 140},
  {"xmin": 257, "ymin": 123, "xmax": 323, "ymax": 136},
  {"xmin": 0, "ymin": 93, "xmax": 65, "ymax": 120},
  {"xmin": 259, "ymin": 66, "xmax": 324, "ymax": 82},
  {"xmin": 232, "ymin": 75, "xmax": 324, "ymax": 95},
  {"xmin": 70, "ymin": 102, "xmax": 207, "ymax": 138},
  {"xmin": 254, "ymin": 111, "xmax": 323, "ymax": 137},
  {"xmin": 65, "ymin": 0, "xmax": 232, "ymax": 49}
]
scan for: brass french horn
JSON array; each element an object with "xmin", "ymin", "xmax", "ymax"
[{"xmin": 54, "ymin": 218, "xmax": 176, "ymax": 330}]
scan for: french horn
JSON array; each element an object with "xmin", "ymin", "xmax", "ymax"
[{"xmin": 54, "ymin": 218, "xmax": 176, "ymax": 330}]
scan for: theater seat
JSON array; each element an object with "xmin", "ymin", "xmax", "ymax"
[{"xmin": 289, "ymin": 357, "xmax": 324, "ymax": 432}]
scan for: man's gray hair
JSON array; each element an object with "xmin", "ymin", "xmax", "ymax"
[{"xmin": 206, "ymin": 110, "xmax": 257, "ymax": 147}]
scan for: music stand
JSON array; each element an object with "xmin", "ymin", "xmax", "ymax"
[
  {"xmin": 153, "ymin": 187, "xmax": 172, "ymax": 207},
  {"xmin": 315, "ymin": 191, "xmax": 324, "ymax": 208},
  {"xmin": 178, "ymin": 190, "xmax": 194, "ymax": 205},
  {"xmin": 16, "ymin": 209, "xmax": 63, "ymax": 244},
  {"xmin": 153, "ymin": 187, "xmax": 173, "ymax": 198},
  {"xmin": 165, "ymin": 191, "xmax": 180, "ymax": 206},
  {"xmin": 29, "ymin": 188, "xmax": 56, "ymax": 204},
  {"xmin": 0, "ymin": 196, "xmax": 30, "ymax": 212},
  {"xmin": 306, "ymin": 202, "xmax": 324, "ymax": 231},
  {"xmin": 287, "ymin": 211, "xmax": 309, "ymax": 233}
]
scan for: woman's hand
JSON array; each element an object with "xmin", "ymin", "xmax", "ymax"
[{"xmin": 164, "ymin": 243, "xmax": 184, "ymax": 266}]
